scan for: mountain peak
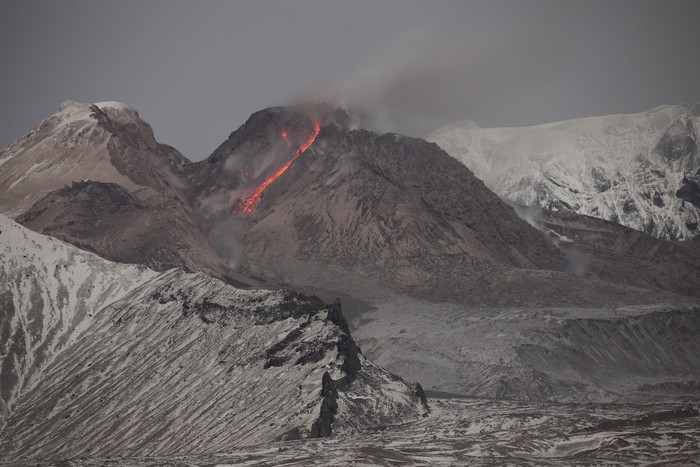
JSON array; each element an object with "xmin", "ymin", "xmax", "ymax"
[
  {"xmin": 57, "ymin": 98, "xmax": 86, "ymax": 111},
  {"xmin": 93, "ymin": 100, "xmax": 134, "ymax": 111},
  {"xmin": 92, "ymin": 100, "xmax": 141, "ymax": 125},
  {"xmin": 51, "ymin": 99, "xmax": 143, "ymax": 133}
]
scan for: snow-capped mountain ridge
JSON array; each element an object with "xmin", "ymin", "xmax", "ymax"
[
  {"xmin": 429, "ymin": 103, "xmax": 700, "ymax": 240},
  {"xmin": 0, "ymin": 214, "xmax": 427, "ymax": 462}
]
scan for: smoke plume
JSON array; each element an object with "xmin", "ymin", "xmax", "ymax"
[
  {"xmin": 513, "ymin": 202, "xmax": 591, "ymax": 277},
  {"xmin": 296, "ymin": 29, "xmax": 560, "ymax": 137},
  {"xmin": 209, "ymin": 217, "xmax": 247, "ymax": 272}
]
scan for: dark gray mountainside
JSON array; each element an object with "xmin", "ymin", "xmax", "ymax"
[
  {"xmin": 543, "ymin": 209, "xmax": 700, "ymax": 297},
  {"xmin": 194, "ymin": 106, "xmax": 699, "ymax": 305},
  {"xmin": 15, "ymin": 180, "xmax": 241, "ymax": 286},
  {"xmin": 677, "ymin": 168, "xmax": 700, "ymax": 213}
]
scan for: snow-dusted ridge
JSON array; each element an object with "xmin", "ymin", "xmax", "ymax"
[
  {"xmin": 61, "ymin": 398, "xmax": 700, "ymax": 466},
  {"xmin": 0, "ymin": 214, "xmax": 427, "ymax": 463},
  {"xmin": 0, "ymin": 100, "xmax": 144, "ymax": 217},
  {"xmin": 428, "ymin": 103, "xmax": 700, "ymax": 240}
]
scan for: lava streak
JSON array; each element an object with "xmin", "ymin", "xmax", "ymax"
[{"xmin": 233, "ymin": 121, "xmax": 320, "ymax": 214}]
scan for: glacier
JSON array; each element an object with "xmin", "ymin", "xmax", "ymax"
[{"xmin": 428, "ymin": 103, "xmax": 700, "ymax": 240}]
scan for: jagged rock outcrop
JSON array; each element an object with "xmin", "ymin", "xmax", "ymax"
[
  {"xmin": 677, "ymin": 169, "xmax": 700, "ymax": 217},
  {"xmin": 0, "ymin": 214, "xmax": 427, "ymax": 463}
]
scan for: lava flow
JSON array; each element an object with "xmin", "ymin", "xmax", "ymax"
[{"xmin": 233, "ymin": 121, "xmax": 321, "ymax": 214}]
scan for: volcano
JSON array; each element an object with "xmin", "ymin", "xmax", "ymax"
[
  {"xmin": 184, "ymin": 106, "xmax": 699, "ymax": 307},
  {"xmin": 233, "ymin": 120, "xmax": 321, "ymax": 214},
  {"xmin": 1, "ymin": 100, "xmax": 699, "ymax": 464}
]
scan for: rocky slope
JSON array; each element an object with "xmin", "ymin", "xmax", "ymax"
[
  {"xmin": 71, "ymin": 398, "xmax": 700, "ymax": 467},
  {"xmin": 542, "ymin": 209, "xmax": 700, "ymax": 297},
  {"xmin": 428, "ymin": 103, "xmax": 700, "ymax": 240},
  {"xmin": 0, "ymin": 214, "xmax": 427, "ymax": 463},
  {"xmin": 0, "ymin": 100, "xmax": 234, "ymax": 282},
  {"xmin": 352, "ymin": 298, "xmax": 700, "ymax": 403},
  {"xmin": 67, "ymin": 398, "xmax": 699, "ymax": 466},
  {"xmin": 203, "ymin": 107, "xmax": 696, "ymax": 306}
]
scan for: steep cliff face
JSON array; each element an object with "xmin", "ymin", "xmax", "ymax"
[
  {"xmin": 429, "ymin": 104, "xmax": 700, "ymax": 240},
  {"xmin": 0, "ymin": 215, "xmax": 427, "ymax": 463}
]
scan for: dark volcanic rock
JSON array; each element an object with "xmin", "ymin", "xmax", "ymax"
[
  {"xmin": 220, "ymin": 112, "xmax": 690, "ymax": 305},
  {"xmin": 184, "ymin": 105, "xmax": 341, "ymax": 235},
  {"xmin": 237, "ymin": 120, "xmax": 570, "ymax": 303},
  {"xmin": 655, "ymin": 118, "xmax": 699, "ymax": 164}
]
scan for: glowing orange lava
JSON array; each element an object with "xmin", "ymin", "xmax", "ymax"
[{"xmin": 233, "ymin": 121, "xmax": 320, "ymax": 214}]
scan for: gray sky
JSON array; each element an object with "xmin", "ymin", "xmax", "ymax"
[{"xmin": 2, "ymin": 0, "xmax": 700, "ymax": 161}]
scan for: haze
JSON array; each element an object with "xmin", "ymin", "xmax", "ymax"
[{"xmin": 2, "ymin": 0, "xmax": 699, "ymax": 161}]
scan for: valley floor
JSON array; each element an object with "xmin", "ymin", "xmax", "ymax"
[{"xmin": 12, "ymin": 396, "xmax": 699, "ymax": 466}]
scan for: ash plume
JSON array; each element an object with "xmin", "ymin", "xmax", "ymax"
[
  {"xmin": 295, "ymin": 30, "xmax": 560, "ymax": 137},
  {"xmin": 513, "ymin": 202, "xmax": 591, "ymax": 276},
  {"xmin": 513, "ymin": 203, "xmax": 546, "ymax": 231},
  {"xmin": 209, "ymin": 217, "xmax": 246, "ymax": 272}
]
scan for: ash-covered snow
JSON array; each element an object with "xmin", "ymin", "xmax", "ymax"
[
  {"xmin": 51, "ymin": 397, "xmax": 700, "ymax": 466},
  {"xmin": 428, "ymin": 104, "xmax": 700, "ymax": 240},
  {"xmin": 0, "ymin": 215, "xmax": 427, "ymax": 464},
  {"xmin": 93, "ymin": 100, "xmax": 142, "ymax": 125},
  {"xmin": 94, "ymin": 101, "xmax": 134, "ymax": 111}
]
